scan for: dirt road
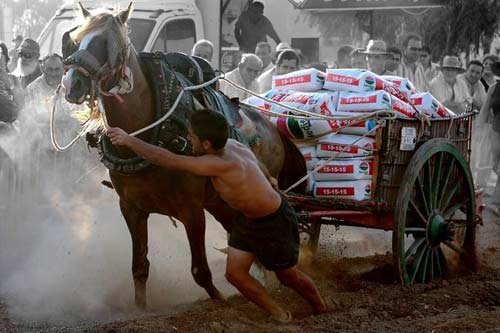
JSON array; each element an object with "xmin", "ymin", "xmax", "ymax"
[{"xmin": 1, "ymin": 206, "xmax": 500, "ymax": 332}]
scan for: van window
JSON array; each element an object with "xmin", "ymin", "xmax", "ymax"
[{"xmin": 151, "ymin": 19, "xmax": 196, "ymax": 54}]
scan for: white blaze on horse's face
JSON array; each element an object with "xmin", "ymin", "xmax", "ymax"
[{"xmin": 63, "ymin": 29, "xmax": 107, "ymax": 105}]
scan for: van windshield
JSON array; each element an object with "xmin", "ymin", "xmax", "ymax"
[{"xmin": 38, "ymin": 17, "xmax": 155, "ymax": 57}]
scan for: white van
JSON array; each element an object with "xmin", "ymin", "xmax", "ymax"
[{"xmin": 37, "ymin": 0, "xmax": 221, "ymax": 67}]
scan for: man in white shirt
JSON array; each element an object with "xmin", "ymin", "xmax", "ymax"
[
  {"xmin": 257, "ymin": 49, "xmax": 299, "ymax": 93},
  {"xmin": 219, "ymin": 53, "xmax": 262, "ymax": 100},
  {"xmin": 398, "ymin": 34, "xmax": 428, "ymax": 92},
  {"xmin": 457, "ymin": 60, "xmax": 486, "ymax": 110},
  {"xmin": 429, "ymin": 55, "xmax": 471, "ymax": 114}
]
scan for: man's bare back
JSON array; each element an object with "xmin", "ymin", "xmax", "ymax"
[{"xmin": 210, "ymin": 139, "xmax": 281, "ymax": 218}]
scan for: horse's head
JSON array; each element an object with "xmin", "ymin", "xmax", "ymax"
[{"xmin": 63, "ymin": 2, "xmax": 133, "ymax": 104}]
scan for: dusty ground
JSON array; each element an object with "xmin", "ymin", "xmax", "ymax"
[{"xmin": 2, "ymin": 203, "xmax": 500, "ymax": 332}]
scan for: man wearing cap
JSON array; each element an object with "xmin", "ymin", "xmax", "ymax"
[
  {"xmin": 7, "ymin": 35, "xmax": 23, "ymax": 72},
  {"xmin": 257, "ymin": 49, "xmax": 299, "ymax": 93},
  {"xmin": 234, "ymin": 1, "xmax": 281, "ymax": 53},
  {"xmin": 429, "ymin": 55, "xmax": 471, "ymax": 114},
  {"xmin": 399, "ymin": 34, "xmax": 428, "ymax": 92},
  {"xmin": 360, "ymin": 40, "xmax": 393, "ymax": 75},
  {"xmin": 12, "ymin": 38, "xmax": 42, "ymax": 89},
  {"xmin": 219, "ymin": 53, "xmax": 262, "ymax": 100}
]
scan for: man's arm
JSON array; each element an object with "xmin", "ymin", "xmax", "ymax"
[
  {"xmin": 264, "ymin": 17, "xmax": 281, "ymax": 44},
  {"xmin": 234, "ymin": 16, "xmax": 243, "ymax": 48},
  {"xmin": 107, "ymin": 127, "xmax": 231, "ymax": 176}
]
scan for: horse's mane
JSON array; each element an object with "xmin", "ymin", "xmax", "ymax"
[{"xmin": 70, "ymin": 10, "xmax": 127, "ymax": 44}]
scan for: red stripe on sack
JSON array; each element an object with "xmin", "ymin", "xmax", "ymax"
[
  {"xmin": 339, "ymin": 94, "xmax": 377, "ymax": 105},
  {"xmin": 274, "ymin": 74, "xmax": 312, "ymax": 87},
  {"xmin": 326, "ymin": 74, "xmax": 360, "ymax": 86},
  {"xmin": 316, "ymin": 187, "xmax": 355, "ymax": 196},
  {"xmin": 319, "ymin": 143, "xmax": 359, "ymax": 154},
  {"xmin": 318, "ymin": 164, "xmax": 354, "ymax": 174}
]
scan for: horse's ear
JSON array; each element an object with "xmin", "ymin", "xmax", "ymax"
[
  {"xmin": 117, "ymin": 2, "xmax": 133, "ymax": 24},
  {"xmin": 78, "ymin": 2, "xmax": 91, "ymax": 18}
]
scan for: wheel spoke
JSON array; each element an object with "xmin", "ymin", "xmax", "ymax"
[
  {"xmin": 410, "ymin": 246, "xmax": 428, "ymax": 284},
  {"xmin": 409, "ymin": 199, "xmax": 428, "ymax": 225},
  {"xmin": 421, "ymin": 247, "xmax": 431, "ymax": 283},
  {"xmin": 443, "ymin": 240, "xmax": 464, "ymax": 254},
  {"xmin": 442, "ymin": 199, "xmax": 467, "ymax": 220},
  {"xmin": 425, "ymin": 161, "xmax": 433, "ymax": 209},
  {"xmin": 431, "ymin": 152, "xmax": 444, "ymax": 209},
  {"xmin": 416, "ymin": 175, "xmax": 430, "ymax": 216},
  {"xmin": 429, "ymin": 250, "xmax": 434, "ymax": 281},
  {"xmin": 437, "ymin": 158, "xmax": 456, "ymax": 206},
  {"xmin": 404, "ymin": 237, "xmax": 426, "ymax": 262},
  {"xmin": 437, "ymin": 247, "xmax": 447, "ymax": 277},
  {"xmin": 439, "ymin": 182, "xmax": 460, "ymax": 212},
  {"xmin": 405, "ymin": 227, "xmax": 426, "ymax": 233}
]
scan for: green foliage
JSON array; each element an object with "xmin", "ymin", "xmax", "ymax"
[{"xmin": 421, "ymin": 0, "xmax": 500, "ymax": 58}]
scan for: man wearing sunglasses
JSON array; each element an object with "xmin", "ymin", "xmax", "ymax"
[
  {"xmin": 219, "ymin": 53, "xmax": 262, "ymax": 100},
  {"xmin": 399, "ymin": 33, "xmax": 427, "ymax": 92},
  {"xmin": 12, "ymin": 38, "xmax": 41, "ymax": 89}
]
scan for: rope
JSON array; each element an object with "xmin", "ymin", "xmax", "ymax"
[
  {"xmin": 283, "ymin": 122, "xmax": 384, "ymax": 194},
  {"xmin": 50, "ymin": 85, "xmax": 88, "ymax": 152}
]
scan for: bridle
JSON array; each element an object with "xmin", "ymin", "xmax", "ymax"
[{"xmin": 63, "ymin": 16, "xmax": 132, "ymax": 104}]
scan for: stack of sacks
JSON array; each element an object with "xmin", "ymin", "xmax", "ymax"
[
  {"xmin": 308, "ymin": 134, "xmax": 375, "ymax": 201},
  {"xmin": 324, "ymin": 69, "xmax": 417, "ymax": 119},
  {"xmin": 272, "ymin": 68, "xmax": 325, "ymax": 92},
  {"xmin": 243, "ymin": 68, "xmax": 455, "ymax": 202}
]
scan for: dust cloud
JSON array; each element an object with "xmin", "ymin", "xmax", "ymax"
[{"xmin": 0, "ymin": 103, "xmax": 233, "ymax": 324}]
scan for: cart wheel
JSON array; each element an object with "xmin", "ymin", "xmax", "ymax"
[{"xmin": 393, "ymin": 139, "xmax": 477, "ymax": 285}]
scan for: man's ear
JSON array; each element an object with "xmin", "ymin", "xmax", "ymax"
[{"xmin": 202, "ymin": 139, "xmax": 212, "ymax": 151}]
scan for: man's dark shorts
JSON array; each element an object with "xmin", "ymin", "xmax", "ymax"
[{"xmin": 228, "ymin": 197, "xmax": 300, "ymax": 271}]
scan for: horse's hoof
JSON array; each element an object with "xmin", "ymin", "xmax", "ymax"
[{"xmin": 211, "ymin": 289, "xmax": 226, "ymax": 301}]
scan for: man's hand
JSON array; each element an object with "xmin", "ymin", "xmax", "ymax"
[{"xmin": 107, "ymin": 127, "xmax": 132, "ymax": 146}]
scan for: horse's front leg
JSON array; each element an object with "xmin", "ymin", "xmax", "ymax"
[
  {"xmin": 120, "ymin": 199, "xmax": 150, "ymax": 309},
  {"xmin": 179, "ymin": 206, "xmax": 225, "ymax": 300}
]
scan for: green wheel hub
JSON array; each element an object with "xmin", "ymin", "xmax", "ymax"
[{"xmin": 427, "ymin": 213, "xmax": 447, "ymax": 247}]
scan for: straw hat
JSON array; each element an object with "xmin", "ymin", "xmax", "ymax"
[
  {"xmin": 439, "ymin": 55, "xmax": 464, "ymax": 71},
  {"xmin": 359, "ymin": 40, "xmax": 390, "ymax": 55}
]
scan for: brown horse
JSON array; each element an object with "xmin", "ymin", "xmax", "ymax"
[{"xmin": 62, "ymin": 3, "xmax": 305, "ymax": 308}]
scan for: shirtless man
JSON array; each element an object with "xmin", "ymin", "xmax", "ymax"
[{"xmin": 107, "ymin": 109, "xmax": 327, "ymax": 322}]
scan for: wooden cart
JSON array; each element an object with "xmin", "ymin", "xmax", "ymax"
[{"xmin": 287, "ymin": 112, "xmax": 483, "ymax": 285}]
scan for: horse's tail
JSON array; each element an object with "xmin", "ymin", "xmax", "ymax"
[{"xmin": 277, "ymin": 130, "xmax": 307, "ymax": 194}]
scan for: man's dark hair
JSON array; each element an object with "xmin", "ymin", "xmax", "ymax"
[
  {"xmin": 387, "ymin": 46, "xmax": 402, "ymax": 56},
  {"xmin": 467, "ymin": 60, "xmax": 484, "ymax": 70},
  {"xmin": 255, "ymin": 41, "xmax": 271, "ymax": 53},
  {"xmin": 42, "ymin": 53, "xmax": 63, "ymax": 65},
  {"xmin": 0, "ymin": 42, "xmax": 10, "ymax": 65},
  {"xmin": 402, "ymin": 33, "xmax": 422, "ymax": 48},
  {"xmin": 190, "ymin": 109, "xmax": 229, "ymax": 150},
  {"xmin": 421, "ymin": 46, "xmax": 431, "ymax": 54},
  {"xmin": 251, "ymin": 1, "xmax": 264, "ymax": 10},
  {"xmin": 276, "ymin": 49, "xmax": 299, "ymax": 66},
  {"xmin": 337, "ymin": 45, "xmax": 354, "ymax": 63}
]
